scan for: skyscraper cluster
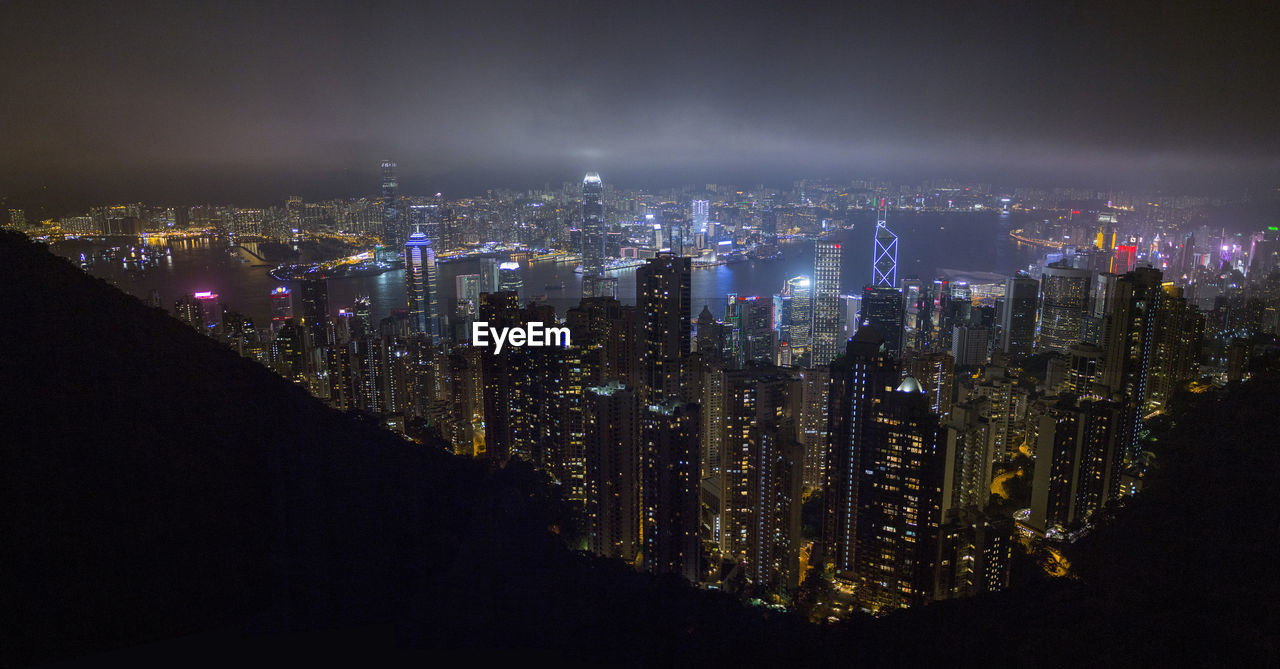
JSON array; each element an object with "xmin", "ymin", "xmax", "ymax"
[{"xmin": 152, "ymin": 175, "xmax": 1236, "ymax": 617}]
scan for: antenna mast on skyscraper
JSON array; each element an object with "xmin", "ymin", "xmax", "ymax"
[{"xmin": 872, "ymin": 197, "xmax": 898, "ymax": 287}]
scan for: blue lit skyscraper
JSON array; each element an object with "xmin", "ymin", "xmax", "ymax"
[
  {"xmin": 872, "ymin": 201, "xmax": 898, "ymax": 288},
  {"xmin": 691, "ymin": 199, "xmax": 709, "ymax": 234},
  {"xmin": 404, "ymin": 230, "xmax": 438, "ymax": 339}
]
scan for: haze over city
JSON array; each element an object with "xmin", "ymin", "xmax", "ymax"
[{"xmin": 4, "ymin": 0, "xmax": 1280, "ymax": 207}]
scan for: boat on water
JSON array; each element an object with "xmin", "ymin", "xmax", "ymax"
[
  {"xmin": 269, "ymin": 259, "xmax": 403, "ymax": 281},
  {"xmin": 545, "ymin": 283, "xmax": 565, "ymax": 291}
]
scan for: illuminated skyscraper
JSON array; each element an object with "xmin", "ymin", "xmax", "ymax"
[
  {"xmin": 1147, "ymin": 283, "xmax": 1204, "ymax": 411},
  {"xmin": 951, "ymin": 324, "xmax": 991, "ymax": 367},
  {"xmin": 582, "ymin": 172, "xmax": 605, "ymax": 285},
  {"xmin": 812, "ymin": 242, "xmax": 842, "ymax": 365},
  {"xmin": 942, "ymin": 398, "xmax": 996, "ymax": 516},
  {"xmin": 849, "ymin": 375, "xmax": 945, "ymax": 612},
  {"xmin": 479, "ymin": 258, "xmax": 500, "ymax": 293},
  {"xmin": 720, "ymin": 366, "xmax": 803, "ymax": 596},
  {"xmin": 380, "ymin": 160, "xmax": 401, "ymax": 247},
  {"xmin": 872, "ymin": 203, "xmax": 898, "ymax": 287},
  {"xmin": 478, "ymin": 292, "xmax": 522, "ymax": 463},
  {"xmin": 176, "ymin": 292, "xmax": 220, "ymax": 334},
  {"xmin": 584, "ymin": 381, "xmax": 641, "ymax": 562},
  {"xmin": 1001, "ymin": 274, "xmax": 1039, "ymax": 356},
  {"xmin": 907, "ymin": 350, "xmax": 955, "ymax": 419},
  {"xmin": 691, "ymin": 199, "xmax": 709, "ymax": 233},
  {"xmin": 859, "ymin": 285, "xmax": 905, "ymax": 356},
  {"xmin": 270, "ymin": 321, "xmax": 304, "ymax": 380},
  {"xmin": 1037, "ymin": 264, "xmax": 1092, "ymax": 353},
  {"xmin": 455, "ymin": 274, "xmax": 481, "ymax": 323},
  {"xmin": 352, "ymin": 296, "xmax": 372, "ymax": 340},
  {"xmin": 479, "ymin": 297, "xmax": 564, "ymax": 466},
  {"xmin": 300, "ymin": 279, "xmax": 330, "ymax": 347},
  {"xmin": 641, "ymin": 399, "xmax": 701, "ymax": 583},
  {"xmin": 1097, "ymin": 267, "xmax": 1162, "ymax": 468},
  {"xmin": 902, "ymin": 277, "xmax": 926, "ymax": 349},
  {"xmin": 972, "ymin": 365, "xmax": 1023, "ymax": 461},
  {"xmin": 637, "ymin": 253, "xmax": 691, "ymax": 401},
  {"xmin": 194, "ymin": 292, "xmax": 221, "ymax": 333},
  {"xmin": 1062, "ymin": 343, "xmax": 1104, "ymax": 395},
  {"xmin": 839, "ymin": 294, "xmax": 862, "ymax": 340},
  {"xmin": 935, "ymin": 397, "xmax": 1016, "ymax": 601},
  {"xmin": 1095, "ymin": 211, "xmax": 1118, "ymax": 255},
  {"xmin": 796, "ymin": 367, "xmax": 830, "ymax": 491},
  {"xmin": 269, "ymin": 286, "xmax": 293, "ymax": 334},
  {"xmin": 1112, "ymin": 244, "xmax": 1137, "ymax": 273},
  {"xmin": 782, "ymin": 276, "xmax": 812, "ymax": 361},
  {"xmin": 404, "ymin": 231, "xmax": 439, "ymax": 338},
  {"xmin": 1029, "ymin": 396, "xmax": 1123, "ymax": 533},
  {"xmin": 734, "ymin": 296, "xmax": 774, "ymax": 365},
  {"xmin": 825, "ymin": 327, "xmax": 899, "ymax": 575},
  {"xmin": 497, "ymin": 261, "xmax": 523, "ymax": 295}
]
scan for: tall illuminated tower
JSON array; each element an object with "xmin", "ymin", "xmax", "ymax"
[
  {"xmin": 691, "ymin": 199, "xmax": 710, "ymax": 234},
  {"xmin": 584, "ymin": 380, "xmax": 641, "ymax": 561},
  {"xmin": 404, "ymin": 230, "xmax": 439, "ymax": 339},
  {"xmin": 860, "ymin": 285, "xmax": 905, "ymax": 356},
  {"xmin": 824, "ymin": 327, "xmax": 898, "ymax": 574},
  {"xmin": 641, "ymin": 399, "xmax": 701, "ymax": 583},
  {"xmin": 782, "ymin": 276, "xmax": 812, "ymax": 359},
  {"xmin": 1001, "ymin": 274, "xmax": 1039, "ymax": 356},
  {"xmin": 860, "ymin": 377, "xmax": 944, "ymax": 612},
  {"xmin": 300, "ymin": 280, "xmax": 330, "ymax": 348},
  {"xmin": 812, "ymin": 241, "xmax": 842, "ymax": 365},
  {"xmin": 720, "ymin": 366, "xmax": 803, "ymax": 595},
  {"xmin": 497, "ymin": 261, "xmax": 523, "ymax": 296},
  {"xmin": 269, "ymin": 285, "xmax": 293, "ymax": 334},
  {"xmin": 381, "ymin": 160, "xmax": 401, "ymax": 247},
  {"xmin": 872, "ymin": 201, "xmax": 898, "ymax": 288},
  {"xmin": 1038, "ymin": 264, "xmax": 1092, "ymax": 353},
  {"xmin": 1098, "ymin": 267, "xmax": 1162, "ymax": 469},
  {"xmin": 582, "ymin": 172, "xmax": 605, "ymax": 288},
  {"xmin": 637, "ymin": 253, "xmax": 691, "ymax": 401},
  {"xmin": 1029, "ymin": 396, "xmax": 1123, "ymax": 533}
]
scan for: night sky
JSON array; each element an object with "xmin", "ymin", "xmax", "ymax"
[{"xmin": 3, "ymin": 0, "xmax": 1279, "ymax": 203}]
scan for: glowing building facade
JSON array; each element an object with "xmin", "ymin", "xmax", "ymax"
[
  {"xmin": 812, "ymin": 242, "xmax": 843, "ymax": 365},
  {"xmin": 404, "ymin": 231, "xmax": 439, "ymax": 339}
]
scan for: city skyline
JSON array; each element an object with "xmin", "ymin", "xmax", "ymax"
[{"xmin": 6, "ymin": 1, "xmax": 1280, "ymax": 663}]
